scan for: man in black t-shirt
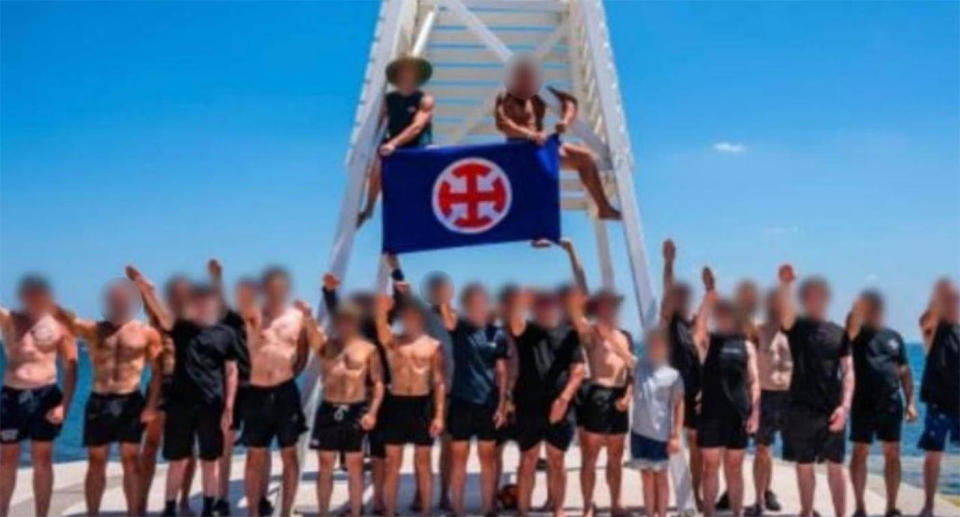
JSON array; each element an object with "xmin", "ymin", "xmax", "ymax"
[
  {"xmin": 846, "ymin": 290, "xmax": 915, "ymax": 517},
  {"xmin": 775, "ymin": 265, "xmax": 854, "ymax": 517},
  {"xmin": 506, "ymin": 290, "xmax": 585, "ymax": 517},
  {"xmin": 128, "ymin": 266, "xmax": 243, "ymax": 517},
  {"xmin": 917, "ymin": 279, "xmax": 960, "ymax": 517}
]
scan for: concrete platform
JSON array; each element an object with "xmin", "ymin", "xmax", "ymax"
[{"xmin": 7, "ymin": 444, "xmax": 959, "ymax": 516}]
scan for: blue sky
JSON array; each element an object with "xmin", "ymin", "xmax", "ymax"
[{"xmin": 2, "ymin": 1, "xmax": 957, "ymax": 339}]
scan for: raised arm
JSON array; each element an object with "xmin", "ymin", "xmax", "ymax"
[
  {"xmin": 845, "ymin": 297, "xmax": 866, "ymax": 341},
  {"xmin": 660, "ymin": 239, "xmax": 677, "ymax": 323},
  {"xmin": 321, "ymin": 273, "xmax": 341, "ymax": 315},
  {"xmin": 381, "ymin": 93, "xmax": 434, "ymax": 154},
  {"xmin": 692, "ymin": 267, "xmax": 717, "ymax": 359},
  {"xmin": 430, "ymin": 345, "xmax": 447, "ymax": 437},
  {"xmin": 126, "ymin": 265, "xmax": 173, "ymax": 331},
  {"xmin": 51, "ymin": 305, "xmax": 99, "ymax": 344},
  {"xmin": 539, "ymin": 237, "xmax": 588, "ymax": 295},
  {"xmin": 373, "ymin": 294, "xmax": 395, "ymax": 348},
  {"xmin": 207, "ymin": 259, "xmax": 227, "ymax": 314},
  {"xmin": 775, "ymin": 264, "xmax": 797, "ymax": 331},
  {"xmin": 494, "ymin": 93, "xmax": 541, "ymax": 141},
  {"xmin": 295, "ymin": 300, "xmax": 326, "ymax": 367}
]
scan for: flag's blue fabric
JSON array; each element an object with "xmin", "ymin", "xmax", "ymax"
[{"xmin": 382, "ymin": 136, "xmax": 561, "ymax": 253}]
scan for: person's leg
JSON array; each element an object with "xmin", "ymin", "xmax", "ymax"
[
  {"xmin": 31, "ymin": 441, "xmax": 54, "ymax": 517},
  {"xmin": 371, "ymin": 456, "xmax": 386, "ymax": 513},
  {"xmin": 139, "ymin": 415, "xmax": 164, "ymax": 515},
  {"xmin": 120, "ymin": 443, "xmax": 143, "ymax": 516},
  {"xmin": 219, "ymin": 428, "xmax": 234, "ymax": 507},
  {"xmin": 477, "ymin": 440, "xmax": 498, "ymax": 515},
  {"xmin": 545, "ymin": 444, "xmax": 567, "ymax": 517},
  {"xmin": 164, "ymin": 459, "xmax": 188, "ymax": 512},
  {"xmin": 277, "ymin": 447, "xmax": 299, "ymax": 517},
  {"xmin": 881, "ymin": 441, "xmax": 901, "ymax": 513},
  {"xmin": 655, "ymin": 470, "xmax": 670, "ymax": 517},
  {"xmin": 795, "ymin": 463, "xmax": 816, "ymax": 517},
  {"xmin": 344, "ymin": 452, "xmax": 365, "ymax": 517},
  {"xmin": 439, "ymin": 434, "xmax": 452, "ymax": 511},
  {"xmin": 640, "ymin": 470, "xmax": 655, "ymax": 517},
  {"xmin": 700, "ymin": 448, "xmax": 721, "ymax": 517},
  {"xmin": 723, "ymin": 449, "xmax": 745, "ymax": 517},
  {"xmin": 560, "ymin": 143, "xmax": 620, "ymax": 219},
  {"xmin": 181, "ymin": 456, "xmax": 197, "ymax": 514},
  {"xmin": 578, "ymin": 431, "xmax": 602, "ymax": 516},
  {"xmin": 686, "ymin": 428, "xmax": 703, "ymax": 510},
  {"xmin": 85, "ymin": 445, "xmax": 109, "ymax": 516},
  {"xmin": 921, "ymin": 451, "xmax": 942, "ymax": 516},
  {"xmin": 246, "ymin": 448, "xmax": 268, "ymax": 517},
  {"xmin": 358, "ymin": 158, "xmax": 382, "ymax": 226},
  {"xmin": 316, "ymin": 451, "xmax": 336, "ymax": 516},
  {"xmin": 260, "ymin": 453, "xmax": 272, "ymax": 512},
  {"xmin": 605, "ymin": 433, "xmax": 626, "ymax": 514},
  {"xmin": 448, "ymin": 440, "xmax": 470, "ymax": 515},
  {"xmin": 384, "ymin": 445, "xmax": 403, "ymax": 517},
  {"xmin": 200, "ymin": 459, "xmax": 220, "ymax": 514},
  {"xmin": 752, "ymin": 443, "xmax": 772, "ymax": 509},
  {"xmin": 517, "ymin": 444, "xmax": 540, "ymax": 516},
  {"xmin": 826, "ymin": 461, "xmax": 846, "ymax": 517},
  {"xmin": 0, "ymin": 444, "xmax": 20, "ymax": 517},
  {"xmin": 414, "ymin": 445, "xmax": 433, "ymax": 517},
  {"xmin": 849, "ymin": 442, "xmax": 870, "ymax": 514}
]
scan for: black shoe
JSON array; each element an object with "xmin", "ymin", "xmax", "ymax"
[
  {"xmin": 764, "ymin": 489, "xmax": 782, "ymax": 512},
  {"xmin": 410, "ymin": 497, "xmax": 423, "ymax": 513},
  {"xmin": 716, "ymin": 492, "xmax": 730, "ymax": 511},
  {"xmin": 212, "ymin": 499, "xmax": 230, "ymax": 516},
  {"xmin": 852, "ymin": 510, "xmax": 867, "ymax": 517},
  {"xmin": 884, "ymin": 510, "xmax": 902, "ymax": 517},
  {"xmin": 258, "ymin": 497, "xmax": 274, "ymax": 517},
  {"xmin": 744, "ymin": 503, "xmax": 764, "ymax": 516}
]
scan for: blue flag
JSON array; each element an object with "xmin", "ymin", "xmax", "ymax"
[{"xmin": 381, "ymin": 136, "xmax": 561, "ymax": 254}]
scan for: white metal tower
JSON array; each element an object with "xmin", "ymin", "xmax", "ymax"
[{"xmin": 292, "ymin": 0, "xmax": 681, "ymax": 513}]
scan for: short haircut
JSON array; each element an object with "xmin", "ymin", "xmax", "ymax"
[
  {"xmin": 190, "ymin": 282, "xmax": 217, "ymax": 298},
  {"xmin": 799, "ymin": 276, "xmax": 830, "ymax": 300},
  {"xmin": 460, "ymin": 282, "xmax": 487, "ymax": 306},
  {"xmin": 261, "ymin": 266, "xmax": 291, "ymax": 286},
  {"xmin": 497, "ymin": 283, "xmax": 520, "ymax": 305},
  {"xmin": 860, "ymin": 289, "xmax": 885, "ymax": 311},
  {"xmin": 18, "ymin": 274, "xmax": 51, "ymax": 296},
  {"xmin": 236, "ymin": 276, "xmax": 259, "ymax": 290},
  {"xmin": 164, "ymin": 275, "xmax": 191, "ymax": 299}
]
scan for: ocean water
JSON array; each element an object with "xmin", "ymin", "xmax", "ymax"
[{"xmin": 0, "ymin": 342, "xmax": 957, "ymax": 494}]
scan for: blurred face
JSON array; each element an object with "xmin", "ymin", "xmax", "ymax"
[
  {"xmin": 333, "ymin": 314, "xmax": 360, "ymax": 339},
  {"xmin": 509, "ymin": 63, "xmax": 540, "ymax": 99},
  {"xmin": 941, "ymin": 286, "xmax": 960, "ymax": 323},
  {"xmin": 560, "ymin": 286, "xmax": 587, "ymax": 318},
  {"xmin": 532, "ymin": 294, "xmax": 560, "ymax": 328},
  {"xmin": 801, "ymin": 282, "xmax": 830, "ymax": 320},
  {"xmin": 714, "ymin": 305, "xmax": 738, "ymax": 334},
  {"xmin": 190, "ymin": 293, "xmax": 221, "ymax": 326},
  {"xmin": 645, "ymin": 332, "xmax": 669, "ymax": 364},
  {"xmin": 428, "ymin": 280, "xmax": 453, "ymax": 307},
  {"xmin": 234, "ymin": 282, "xmax": 258, "ymax": 309},
  {"xmin": 19, "ymin": 286, "xmax": 51, "ymax": 317},
  {"xmin": 401, "ymin": 305, "xmax": 425, "ymax": 335},
  {"xmin": 863, "ymin": 297, "xmax": 885, "ymax": 327},
  {"xmin": 104, "ymin": 281, "xmax": 139, "ymax": 323},
  {"xmin": 672, "ymin": 284, "xmax": 692, "ymax": 319},
  {"xmin": 463, "ymin": 288, "xmax": 490, "ymax": 325},
  {"xmin": 735, "ymin": 281, "xmax": 759, "ymax": 318},
  {"xmin": 263, "ymin": 274, "xmax": 290, "ymax": 306},
  {"xmin": 166, "ymin": 279, "xmax": 192, "ymax": 317},
  {"xmin": 396, "ymin": 64, "xmax": 418, "ymax": 91},
  {"xmin": 594, "ymin": 298, "xmax": 620, "ymax": 323}
]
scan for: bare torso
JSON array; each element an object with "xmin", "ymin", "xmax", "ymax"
[
  {"xmin": 88, "ymin": 320, "xmax": 156, "ymax": 394},
  {"xmin": 585, "ymin": 326, "xmax": 632, "ymax": 388},
  {"xmin": 497, "ymin": 93, "xmax": 545, "ymax": 132},
  {"xmin": 248, "ymin": 307, "xmax": 303, "ymax": 387},
  {"xmin": 756, "ymin": 321, "xmax": 792, "ymax": 391},
  {"xmin": 1, "ymin": 313, "xmax": 66, "ymax": 390},
  {"xmin": 387, "ymin": 334, "xmax": 440, "ymax": 397},
  {"xmin": 320, "ymin": 338, "xmax": 377, "ymax": 404}
]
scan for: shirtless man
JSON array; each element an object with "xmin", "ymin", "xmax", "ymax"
[
  {"xmin": 239, "ymin": 267, "xmax": 314, "ymax": 517},
  {"xmin": 127, "ymin": 266, "xmax": 243, "ymax": 517},
  {"xmin": 374, "ymin": 288, "xmax": 446, "ymax": 517},
  {"xmin": 357, "ymin": 55, "xmax": 435, "ymax": 227},
  {"xmin": 576, "ymin": 290, "xmax": 635, "ymax": 517},
  {"xmin": 0, "ymin": 276, "xmax": 78, "ymax": 517},
  {"xmin": 139, "ymin": 276, "xmax": 196, "ymax": 516},
  {"xmin": 494, "ymin": 54, "xmax": 620, "ymax": 220},
  {"xmin": 308, "ymin": 297, "xmax": 384, "ymax": 517},
  {"xmin": 747, "ymin": 290, "xmax": 791, "ymax": 516},
  {"xmin": 52, "ymin": 279, "xmax": 163, "ymax": 516}
]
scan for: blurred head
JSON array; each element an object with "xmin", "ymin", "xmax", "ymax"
[
  {"xmin": 234, "ymin": 277, "xmax": 259, "ymax": 310},
  {"xmin": 395, "ymin": 62, "xmax": 419, "ymax": 90},
  {"xmin": 103, "ymin": 279, "xmax": 141, "ymax": 324},
  {"xmin": 936, "ymin": 280, "xmax": 960, "ymax": 324},
  {"xmin": 349, "ymin": 291, "xmax": 376, "ymax": 316},
  {"xmin": 18, "ymin": 275, "xmax": 52, "ymax": 316},
  {"xmin": 670, "ymin": 282, "xmax": 693, "ymax": 320},
  {"xmin": 644, "ymin": 327, "xmax": 669, "ymax": 365},
  {"xmin": 261, "ymin": 267, "xmax": 291, "ymax": 307},
  {"xmin": 165, "ymin": 275, "xmax": 192, "ymax": 317},
  {"xmin": 859, "ymin": 289, "xmax": 885, "ymax": 327},
  {"xmin": 398, "ymin": 300, "xmax": 426, "ymax": 335},
  {"xmin": 531, "ymin": 290, "xmax": 561, "ymax": 328},
  {"xmin": 799, "ymin": 276, "xmax": 831, "ymax": 320},
  {"xmin": 763, "ymin": 288, "xmax": 780, "ymax": 323},
  {"xmin": 332, "ymin": 302, "xmax": 362, "ymax": 339},
  {"xmin": 734, "ymin": 280, "xmax": 760, "ymax": 319},
  {"xmin": 713, "ymin": 298, "xmax": 741, "ymax": 335},
  {"xmin": 188, "ymin": 283, "xmax": 221, "ymax": 326},
  {"xmin": 460, "ymin": 283, "xmax": 489, "ymax": 326},
  {"xmin": 425, "ymin": 272, "xmax": 454, "ymax": 307},
  {"xmin": 556, "ymin": 283, "xmax": 587, "ymax": 319},
  {"xmin": 588, "ymin": 289, "xmax": 623, "ymax": 323},
  {"xmin": 505, "ymin": 54, "xmax": 542, "ymax": 99},
  {"xmin": 497, "ymin": 283, "xmax": 521, "ymax": 319}
]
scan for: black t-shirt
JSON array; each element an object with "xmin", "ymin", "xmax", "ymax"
[
  {"xmin": 701, "ymin": 333, "xmax": 750, "ymax": 418},
  {"xmin": 850, "ymin": 326, "xmax": 907, "ymax": 409},
  {"xmin": 220, "ymin": 309, "xmax": 251, "ymax": 385},
  {"xmin": 668, "ymin": 315, "xmax": 701, "ymax": 402},
  {"xmin": 920, "ymin": 321, "xmax": 960, "ymax": 416},
  {"xmin": 169, "ymin": 319, "xmax": 243, "ymax": 407},
  {"xmin": 511, "ymin": 321, "xmax": 584, "ymax": 410},
  {"xmin": 449, "ymin": 319, "xmax": 508, "ymax": 406},
  {"xmin": 783, "ymin": 317, "xmax": 849, "ymax": 414}
]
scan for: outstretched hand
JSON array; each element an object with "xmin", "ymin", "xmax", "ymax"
[
  {"xmin": 322, "ymin": 273, "xmax": 340, "ymax": 291},
  {"xmin": 778, "ymin": 264, "xmax": 796, "ymax": 284},
  {"xmin": 207, "ymin": 259, "xmax": 223, "ymax": 279},
  {"xmin": 663, "ymin": 239, "xmax": 676, "ymax": 262},
  {"xmin": 531, "ymin": 238, "xmax": 553, "ymax": 249},
  {"xmin": 125, "ymin": 265, "xmax": 152, "ymax": 289},
  {"xmin": 702, "ymin": 267, "xmax": 715, "ymax": 292}
]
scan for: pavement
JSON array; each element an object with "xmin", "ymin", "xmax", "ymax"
[{"xmin": 7, "ymin": 443, "xmax": 959, "ymax": 516}]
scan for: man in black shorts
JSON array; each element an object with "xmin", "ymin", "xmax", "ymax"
[
  {"xmin": 437, "ymin": 283, "xmax": 509, "ymax": 516},
  {"xmin": 846, "ymin": 290, "xmax": 915, "ymax": 517},
  {"xmin": 128, "ymin": 266, "xmax": 243, "ymax": 517},
  {"xmin": 506, "ymin": 290, "xmax": 586, "ymax": 517},
  {"xmin": 775, "ymin": 265, "xmax": 854, "ymax": 517}
]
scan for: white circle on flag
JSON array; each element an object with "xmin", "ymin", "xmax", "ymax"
[{"xmin": 431, "ymin": 157, "xmax": 513, "ymax": 234}]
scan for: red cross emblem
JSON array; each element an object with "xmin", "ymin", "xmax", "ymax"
[{"xmin": 432, "ymin": 157, "xmax": 513, "ymax": 234}]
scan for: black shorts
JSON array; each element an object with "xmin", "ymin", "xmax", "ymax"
[
  {"xmin": 447, "ymin": 398, "xmax": 499, "ymax": 442},
  {"xmin": 310, "ymin": 401, "xmax": 368, "ymax": 453},
  {"xmin": 850, "ymin": 398, "xmax": 903, "ymax": 444},
  {"xmin": 783, "ymin": 405, "xmax": 845, "ymax": 464},
  {"xmin": 683, "ymin": 394, "xmax": 699, "ymax": 430},
  {"xmin": 577, "ymin": 384, "xmax": 629, "ymax": 435},
  {"xmin": 697, "ymin": 409, "xmax": 749, "ymax": 450},
  {"xmin": 382, "ymin": 394, "xmax": 434, "ymax": 447},
  {"xmin": 755, "ymin": 390, "xmax": 790, "ymax": 447},
  {"xmin": 83, "ymin": 391, "xmax": 146, "ymax": 447},
  {"xmin": 515, "ymin": 405, "xmax": 575, "ymax": 452},
  {"xmin": 243, "ymin": 380, "xmax": 307, "ymax": 449},
  {"xmin": 0, "ymin": 384, "xmax": 63, "ymax": 444},
  {"xmin": 163, "ymin": 400, "xmax": 224, "ymax": 461}
]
